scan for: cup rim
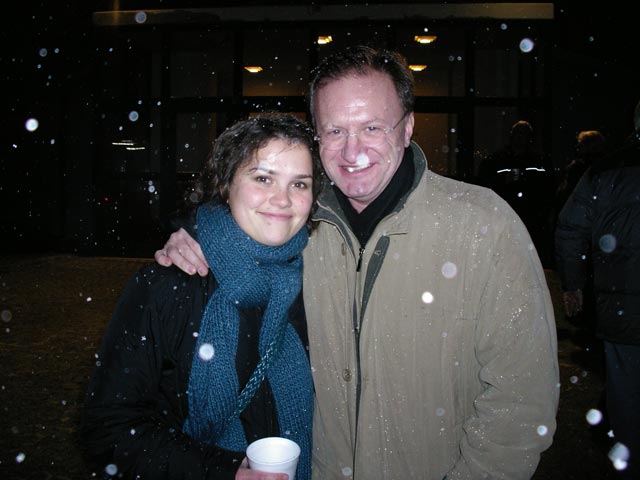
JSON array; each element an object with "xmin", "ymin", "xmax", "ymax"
[{"xmin": 246, "ymin": 436, "xmax": 301, "ymax": 464}]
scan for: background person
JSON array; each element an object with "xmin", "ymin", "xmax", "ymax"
[
  {"xmin": 555, "ymin": 100, "xmax": 640, "ymax": 480},
  {"xmin": 157, "ymin": 46, "xmax": 559, "ymax": 479},
  {"xmin": 476, "ymin": 119, "xmax": 556, "ymax": 266},
  {"xmin": 555, "ymin": 129, "xmax": 607, "ymax": 211},
  {"xmin": 553, "ymin": 129, "xmax": 610, "ymax": 451},
  {"xmin": 81, "ymin": 114, "xmax": 323, "ymax": 480},
  {"xmin": 553, "ymin": 129, "xmax": 607, "ymax": 381}
]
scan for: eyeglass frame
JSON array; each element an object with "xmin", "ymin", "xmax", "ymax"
[{"xmin": 314, "ymin": 112, "xmax": 408, "ymax": 149}]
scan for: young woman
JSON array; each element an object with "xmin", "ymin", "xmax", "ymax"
[{"xmin": 81, "ymin": 114, "xmax": 323, "ymax": 480}]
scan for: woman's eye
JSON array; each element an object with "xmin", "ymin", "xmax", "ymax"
[
  {"xmin": 292, "ymin": 181, "xmax": 309, "ymax": 189},
  {"xmin": 255, "ymin": 176, "xmax": 271, "ymax": 184}
]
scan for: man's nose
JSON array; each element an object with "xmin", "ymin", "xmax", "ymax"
[{"xmin": 342, "ymin": 132, "xmax": 364, "ymax": 162}]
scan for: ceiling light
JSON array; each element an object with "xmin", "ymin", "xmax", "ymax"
[
  {"xmin": 244, "ymin": 66, "xmax": 263, "ymax": 73},
  {"xmin": 317, "ymin": 35, "xmax": 333, "ymax": 45},
  {"xmin": 409, "ymin": 64, "xmax": 427, "ymax": 72},
  {"xmin": 414, "ymin": 35, "xmax": 437, "ymax": 44}
]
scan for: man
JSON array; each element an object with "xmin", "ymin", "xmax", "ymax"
[
  {"xmin": 476, "ymin": 120, "xmax": 555, "ymax": 267},
  {"xmin": 555, "ymin": 100, "xmax": 640, "ymax": 480},
  {"xmin": 157, "ymin": 46, "xmax": 559, "ymax": 479},
  {"xmin": 555, "ymin": 129, "xmax": 607, "ymax": 211}
]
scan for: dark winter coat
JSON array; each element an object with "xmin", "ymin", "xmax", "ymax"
[
  {"xmin": 476, "ymin": 146, "xmax": 556, "ymax": 264},
  {"xmin": 81, "ymin": 263, "xmax": 308, "ymax": 479},
  {"xmin": 555, "ymin": 134, "xmax": 640, "ymax": 344}
]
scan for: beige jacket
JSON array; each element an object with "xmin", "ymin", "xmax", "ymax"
[{"xmin": 303, "ymin": 142, "xmax": 559, "ymax": 479}]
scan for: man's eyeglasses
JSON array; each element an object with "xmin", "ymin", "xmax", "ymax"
[{"xmin": 314, "ymin": 113, "xmax": 407, "ymax": 150}]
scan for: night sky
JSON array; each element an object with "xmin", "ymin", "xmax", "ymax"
[{"xmin": 1, "ymin": 1, "xmax": 639, "ymax": 253}]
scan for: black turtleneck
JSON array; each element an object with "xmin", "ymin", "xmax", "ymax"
[{"xmin": 334, "ymin": 147, "xmax": 415, "ymax": 246}]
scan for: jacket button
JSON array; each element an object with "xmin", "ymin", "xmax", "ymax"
[{"xmin": 342, "ymin": 368, "xmax": 352, "ymax": 381}]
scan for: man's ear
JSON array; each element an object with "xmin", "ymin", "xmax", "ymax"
[{"xmin": 403, "ymin": 112, "xmax": 415, "ymax": 147}]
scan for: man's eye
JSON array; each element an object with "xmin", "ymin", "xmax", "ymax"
[
  {"xmin": 364, "ymin": 125, "xmax": 383, "ymax": 133},
  {"xmin": 326, "ymin": 129, "xmax": 344, "ymax": 137}
]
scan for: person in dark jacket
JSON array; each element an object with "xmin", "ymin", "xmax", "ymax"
[
  {"xmin": 81, "ymin": 114, "xmax": 323, "ymax": 480},
  {"xmin": 477, "ymin": 120, "xmax": 556, "ymax": 266},
  {"xmin": 555, "ymin": 100, "xmax": 640, "ymax": 480},
  {"xmin": 554, "ymin": 129, "xmax": 607, "ymax": 342},
  {"xmin": 555, "ymin": 129, "xmax": 607, "ymax": 211}
]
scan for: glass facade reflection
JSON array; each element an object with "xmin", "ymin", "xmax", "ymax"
[{"xmin": 87, "ymin": 4, "xmax": 552, "ymax": 254}]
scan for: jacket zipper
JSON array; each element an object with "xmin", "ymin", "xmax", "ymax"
[
  {"xmin": 352, "ymin": 246, "xmax": 365, "ymax": 477},
  {"xmin": 356, "ymin": 247, "xmax": 365, "ymax": 273},
  {"xmin": 351, "ymin": 237, "xmax": 391, "ymax": 479}
]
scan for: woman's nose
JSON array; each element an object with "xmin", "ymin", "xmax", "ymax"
[{"xmin": 270, "ymin": 186, "xmax": 292, "ymax": 207}]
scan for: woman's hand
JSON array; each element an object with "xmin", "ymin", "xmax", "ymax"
[{"xmin": 235, "ymin": 457, "xmax": 291, "ymax": 480}]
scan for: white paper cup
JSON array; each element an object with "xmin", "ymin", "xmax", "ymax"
[{"xmin": 246, "ymin": 437, "xmax": 300, "ymax": 479}]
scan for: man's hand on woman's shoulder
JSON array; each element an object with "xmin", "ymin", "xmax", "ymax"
[{"xmin": 155, "ymin": 227, "xmax": 209, "ymax": 277}]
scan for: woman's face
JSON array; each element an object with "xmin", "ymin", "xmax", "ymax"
[{"xmin": 228, "ymin": 138, "xmax": 314, "ymax": 246}]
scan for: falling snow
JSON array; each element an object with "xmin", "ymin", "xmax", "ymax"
[
  {"xmin": 441, "ymin": 262, "xmax": 458, "ymax": 279},
  {"xmin": 105, "ymin": 463, "xmax": 118, "ymax": 475},
  {"xmin": 599, "ymin": 234, "xmax": 617, "ymax": 253},
  {"xmin": 198, "ymin": 343, "xmax": 215, "ymax": 361},
  {"xmin": 519, "ymin": 38, "xmax": 535, "ymax": 53},
  {"xmin": 608, "ymin": 442, "xmax": 629, "ymax": 471},
  {"xmin": 135, "ymin": 11, "xmax": 147, "ymax": 24},
  {"xmin": 25, "ymin": 118, "xmax": 39, "ymax": 132},
  {"xmin": 421, "ymin": 291, "xmax": 434, "ymax": 304},
  {"xmin": 586, "ymin": 408, "xmax": 603, "ymax": 426}
]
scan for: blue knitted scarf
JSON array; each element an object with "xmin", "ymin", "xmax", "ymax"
[{"xmin": 183, "ymin": 203, "xmax": 313, "ymax": 480}]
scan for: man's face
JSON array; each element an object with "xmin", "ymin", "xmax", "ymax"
[{"xmin": 313, "ymin": 71, "xmax": 414, "ymax": 213}]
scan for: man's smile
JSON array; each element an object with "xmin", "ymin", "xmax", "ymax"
[{"xmin": 344, "ymin": 163, "xmax": 372, "ymax": 173}]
